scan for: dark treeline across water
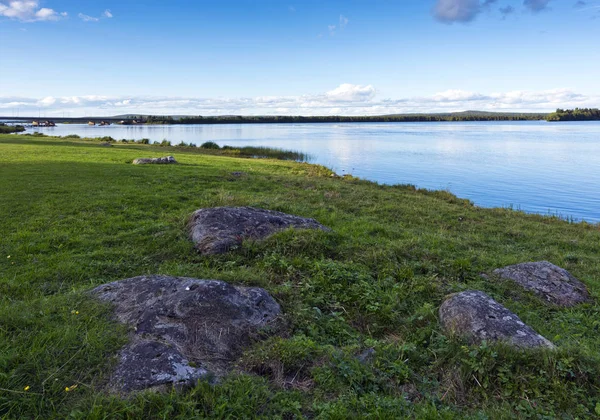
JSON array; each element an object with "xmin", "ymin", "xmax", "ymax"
[{"xmin": 2, "ymin": 111, "xmax": 550, "ymax": 125}]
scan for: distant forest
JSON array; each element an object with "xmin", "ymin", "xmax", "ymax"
[
  {"xmin": 141, "ymin": 111, "xmax": 548, "ymax": 125},
  {"xmin": 547, "ymin": 108, "xmax": 600, "ymax": 122},
  {"xmin": 5, "ymin": 109, "xmax": 600, "ymax": 125}
]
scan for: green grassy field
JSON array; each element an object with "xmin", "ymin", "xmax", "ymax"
[{"xmin": 1, "ymin": 134, "xmax": 599, "ymax": 419}]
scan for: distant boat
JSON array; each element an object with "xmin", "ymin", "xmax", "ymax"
[
  {"xmin": 88, "ymin": 121, "xmax": 96, "ymax": 126},
  {"xmin": 99, "ymin": 121, "xmax": 111, "ymax": 126}
]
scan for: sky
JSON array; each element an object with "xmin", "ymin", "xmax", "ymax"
[{"xmin": 0, "ymin": 0, "xmax": 599, "ymax": 117}]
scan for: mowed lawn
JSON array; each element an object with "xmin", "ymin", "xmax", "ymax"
[{"xmin": 1, "ymin": 134, "xmax": 599, "ymax": 419}]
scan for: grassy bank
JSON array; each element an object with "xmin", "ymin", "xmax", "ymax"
[
  {"xmin": 1, "ymin": 134, "xmax": 599, "ymax": 418},
  {"xmin": 21, "ymin": 133, "xmax": 310, "ymax": 162}
]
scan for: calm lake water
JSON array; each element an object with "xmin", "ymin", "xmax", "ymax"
[{"xmin": 25, "ymin": 121, "xmax": 600, "ymax": 223}]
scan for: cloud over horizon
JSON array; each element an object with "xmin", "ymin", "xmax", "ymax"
[{"xmin": 0, "ymin": 84, "xmax": 596, "ymax": 118}]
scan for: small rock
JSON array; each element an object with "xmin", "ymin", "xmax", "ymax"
[
  {"xmin": 492, "ymin": 261, "xmax": 591, "ymax": 307},
  {"xmin": 188, "ymin": 206, "xmax": 331, "ymax": 255},
  {"xmin": 132, "ymin": 156, "xmax": 177, "ymax": 165},
  {"xmin": 99, "ymin": 142, "xmax": 113, "ymax": 147},
  {"xmin": 92, "ymin": 275, "xmax": 281, "ymax": 393},
  {"xmin": 439, "ymin": 290, "xmax": 554, "ymax": 349},
  {"xmin": 356, "ymin": 348, "xmax": 376, "ymax": 364}
]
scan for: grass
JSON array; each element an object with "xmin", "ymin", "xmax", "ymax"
[{"xmin": 0, "ymin": 133, "xmax": 599, "ymax": 418}]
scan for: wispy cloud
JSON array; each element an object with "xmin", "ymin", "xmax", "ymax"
[
  {"xmin": 78, "ymin": 9, "xmax": 113, "ymax": 22},
  {"xmin": 0, "ymin": 1, "xmax": 66, "ymax": 22},
  {"xmin": 78, "ymin": 13, "xmax": 98, "ymax": 22},
  {"xmin": 433, "ymin": 0, "xmax": 558, "ymax": 23},
  {"xmin": 434, "ymin": 0, "xmax": 482, "ymax": 23},
  {"xmin": 327, "ymin": 14, "xmax": 349, "ymax": 36},
  {"xmin": 499, "ymin": 5, "xmax": 515, "ymax": 18},
  {"xmin": 288, "ymin": 5, "xmax": 296, "ymax": 13},
  {"xmin": 523, "ymin": 0, "xmax": 552, "ymax": 12},
  {"xmin": 339, "ymin": 15, "xmax": 349, "ymax": 29},
  {"xmin": 1, "ymin": 85, "xmax": 596, "ymax": 117}
]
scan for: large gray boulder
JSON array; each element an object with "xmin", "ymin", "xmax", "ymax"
[
  {"xmin": 493, "ymin": 261, "xmax": 591, "ymax": 307},
  {"xmin": 439, "ymin": 291, "xmax": 554, "ymax": 349},
  {"xmin": 133, "ymin": 156, "xmax": 176, "ymax": 165},
  {"xmin": 92, "ymin": 275, "xmax": 281, "ymax": 392},
  {"xmin": 188, "ymin": 206, "xmax": 331, "ymax": 255}
]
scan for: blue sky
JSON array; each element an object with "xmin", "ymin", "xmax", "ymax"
[{"xmin": 0, "ymin": 0, "xmax": 599, "ymax": 116}]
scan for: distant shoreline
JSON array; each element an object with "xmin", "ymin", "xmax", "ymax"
[
  {"xmin": 3, "ymin": 108, "xmax": 599, "ymax": 125},
  {"xmin": 1, "ymin": 111, "xmax": 548, "ymax": 125}
]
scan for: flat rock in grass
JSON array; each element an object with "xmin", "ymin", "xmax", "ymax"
[
  {"xmin": 492, "ymin": 261, "xmax": 591, "ymax": 307},
  {"xmin": 439, "ymin": 290, "xmax": 555, "ymax": 349},
  {"xmin": 188, "ymin": 206, "xmax": 331, "ymax": 255},
  {"xmin": 132, "ymin": 156, "xmax": 176, "ymax": 165},
  {"xmin": 92, "ymin": 275, "xmax": 281, "ymax": 393}
]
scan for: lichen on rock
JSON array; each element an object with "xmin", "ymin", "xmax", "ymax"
[
  {"xmin": 92, "ymin": 275, "xmax": 281, "ymax": 393},
  {"xmin": 492, "ymin": 261, "xmax": 591, "ymax": 307},
  {"xmin": 188, "ymin": 206, "xmax": 331, "ymax": 255},
  {"xmin": 439, "ymin": 290, "xmax": 555, "ymax": 349}
]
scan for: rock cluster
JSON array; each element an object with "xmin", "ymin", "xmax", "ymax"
[
  {"xmin": 188, "ymin": 206, "xmax": 331, "ymax": 255},
  {"xmin": 92, "ymin": 275, "xmax": 280, "ymax": 392},
  {"xmin": 440, "ymin": 261, "xmax": 592, "ymax": 349},
  {"xmin": 132, "ymin": 156, "xmax": 177, "ymax": 165}
]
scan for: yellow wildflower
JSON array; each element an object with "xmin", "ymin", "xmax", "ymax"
[
  {"xmin": 65, "ymin": 384, "xmax": 78, "ymax": 392},
  {"xmin": 24, "ymin": 385, "xmax": 30, "ymax": 391}
]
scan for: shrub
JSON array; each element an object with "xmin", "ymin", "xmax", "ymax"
[{"xmin": 200, "ymin": 141, "xmax": 220, "ymax": 149}]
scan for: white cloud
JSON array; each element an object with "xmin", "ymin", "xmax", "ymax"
[
  {"xmin": 328, "ymin": 24, "xmax": 336, "ymax": 35},
  {"xmin": 434, "ymin": 0, "xmax": 481, "ymax": 23},
  {"xmin": 0, "ymin": 86, "xmax": 597, "ymax": 117},
  {"xmin": 0, "ymin": 1, "xmax": 65, "ymax": 22},
  {"xmin": 103, "ymin": 9, "xmax": 112, "ymax": 18},
  {"xmin": 78, "ymin": 12, "xmax": 99, "ymax": 22},
  {"xmin": 326, "ymin": 84, "xmax": 377, "ymax": 102}
]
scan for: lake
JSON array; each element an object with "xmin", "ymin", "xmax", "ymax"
[{"xmin": 25, "ymin": 121, "xmax": 600, "ymax": 223}]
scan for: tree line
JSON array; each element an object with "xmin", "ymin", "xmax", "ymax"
[
  {"xmin": 143, "ymin": 112, "xmax": 547, "ymax": 125},
  {"xmin": 547, "ymin": 108, "xmax": 600, "ymax": 122}
]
